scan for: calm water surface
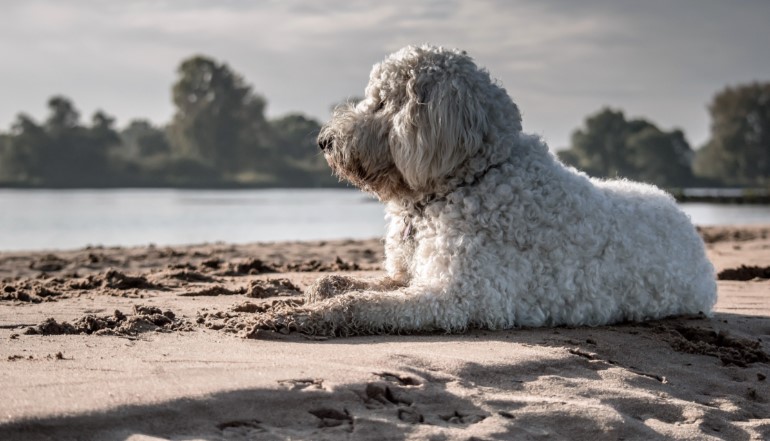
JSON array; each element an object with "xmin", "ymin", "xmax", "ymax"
[
  {"xmin": 1, "ymin": 189, "xmax": 768, "ymax": 251},
  {"xmin": 0, "ymin": 189, "xmax": 384, "ymax": 251}
]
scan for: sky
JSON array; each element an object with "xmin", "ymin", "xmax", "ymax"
[{"xmin": 1, "ymin": 0, "xmax": 768, "ymax": 150}]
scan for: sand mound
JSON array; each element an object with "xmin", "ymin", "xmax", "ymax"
[
  {"xmin": 668, "ymin": 325, "xmax": 769, "ymax": 367},
  {"xmin": 246, "ymin": 278, "xmax": 303, "ymax": 298},
  {"xmin": 718, "ymin": 265, "xmax": 770, "ymax": 281},
  {"xmin": 22, "ymin": 305, "xmax": 192, "ymax": 337}
]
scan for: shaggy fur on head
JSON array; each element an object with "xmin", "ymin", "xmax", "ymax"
[{"xmin": 253, "ymin": 44, "xmax": 717, "ymax": 336}]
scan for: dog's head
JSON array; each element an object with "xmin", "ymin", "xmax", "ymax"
[{"xmin": 318, "ymin": 45, "xmax": 522, "ymax": 201}]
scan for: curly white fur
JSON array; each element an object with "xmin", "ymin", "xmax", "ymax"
[{"xmin": 255, "ymin": 45, "xmax": 717, "ymax": 336}]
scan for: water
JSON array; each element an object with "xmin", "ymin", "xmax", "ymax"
[
  {"xmin": 0, "ymin": 189, "xmax": 768, "ymax": 251},
  {"xmin": 0, "ymin": 189, "xmax": 386, "ymax": 251},
  {"xmin": 678, "ymin": 202, "xmax": 770, "ymax": 227}
]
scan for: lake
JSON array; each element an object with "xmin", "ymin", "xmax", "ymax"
[{"xmin": 1, "ymin": 189, "xmax": 769, "ymax": 251}]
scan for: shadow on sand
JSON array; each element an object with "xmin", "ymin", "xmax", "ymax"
[{"xmin": 1, "ymin": 312, "xmax": 768, "ymax": 441}]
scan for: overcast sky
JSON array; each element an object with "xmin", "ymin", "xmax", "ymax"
[{"xmin": 1, "ymin": 0, "xmax": 768, "ymax": 149}]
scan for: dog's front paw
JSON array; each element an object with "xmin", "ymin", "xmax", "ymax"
[
  {"xmin": 246, "ymin": 307, "xmax": 308, "ymax": 336},
  {"xmin": 305, "ymin": 275, "xmax": 361, "ymax": 303},
  {"xmin": 245, "ymin": 306, "xmax": 338, "ymax": 337}
]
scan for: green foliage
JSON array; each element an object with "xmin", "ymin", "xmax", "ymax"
[
  {"xmin": 45, "ymin": 96, "xmax": 80, "ymax": 134},
  {"xmin": 567, "ymin": 108, "xmax": 640, "ymax": 177},
  {"xmin": 0, "ymin": 98, "xmax": 122, "ymax": 186},
  {"xmin": 90, "ymin": 111, "xmax": 121, "ymax": 149},
  {"xmin": 626, "ymin": 128, "xmax": 695, "ymax": 188},
  {"xmin": 694, "ymin": 81, "xmax": 770, "ymax": 186},
  {"xmin": 168, "ymin": 56, "xmax": 269, "ymax": 174},
  {"xmin": 164, "ymin": 55, "xmax": 338, "ymax": 187},
  {"xmin": 120, "ymin": 119, "xmax": 171, "ymax": 157},
  {"xmin": 0, "ymin": 114, "xmax": 47, "ymax": 183},
  {"xmin": 559, "ymin": 108, "xmax": 696, "ymax": 188},
  {"xmin": 266, "ymin": 113, "xmax": 337, "ymax": 187},
  {"xmin": 0, "ymin": 55, "xmax": 341, "ymax": 188},
  {"xmin": 270, "ymin": 113, "xmax": 320, "ymax": 159},
  {"xmin": 129, "ymin": 155, "xmax": 224, "ymax": 187}
]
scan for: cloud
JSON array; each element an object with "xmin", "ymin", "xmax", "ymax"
[{"xmin": 0, "ymin": 0, "xmax": 768, "ymax": 149}]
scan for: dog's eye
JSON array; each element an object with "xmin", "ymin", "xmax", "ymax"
[{"xmin": 373, "ymin": 101, "xmax": 385, "ymax": 112}]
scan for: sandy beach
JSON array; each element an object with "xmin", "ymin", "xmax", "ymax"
[{"xmin": 1, "ymin": 226, "xmax": 769, "ymax": 440}]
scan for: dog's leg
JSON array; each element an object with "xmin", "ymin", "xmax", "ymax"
[
  {"xmin": 305, "ymin": 274, "xmax": 405, "ymax": 303},
  {"xmin": 253, "ymin": 286, "xmax": 466, "ymax": 336}
]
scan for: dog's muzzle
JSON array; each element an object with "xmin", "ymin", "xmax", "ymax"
[{"xmin": 318, "ymin": 137, "xmax": 334, "ymax": 152}]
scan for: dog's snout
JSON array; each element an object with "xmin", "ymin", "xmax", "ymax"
[{"xmin": 318, "ymin": 137, "xmax": 333, "ymax": 152}]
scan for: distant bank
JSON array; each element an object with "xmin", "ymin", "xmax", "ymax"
[
  {"xmin": 671, "ymin": 188, "xmax": 770, "ymax": 204},
  {"xmin": 2, "ymin": 184, "xmax": 768, "ymax": 204}
]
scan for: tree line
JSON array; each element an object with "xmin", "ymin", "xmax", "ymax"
[
  {"xmin": 0, "ymin": 55, "xmax": 767, "ymax": 189},
  {"xmin": 558, "ymin": 81, "xmax": 770, "ymax": 189},
  {"xmin": 0, "ymin": 56, "xmax": 335, "ymax": 188}
]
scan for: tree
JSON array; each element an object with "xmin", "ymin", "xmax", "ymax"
[
  {"xmin": 168, "ymin": 55, "xmax": 269, "ymax": 174},
  {"xmin": 558, "ymin": 108, "xmax": 696, "ymax": 188},
  {"xmin": 45, "ymin": 96, "xmax": 80, "ymax": 135},
  {"xmin": 266, "ymin": 113, "xmax": 337, "ymax": 186},
  {"xmin": 121, "ymin": 119, "xmax": 171, "ymax": 157},
  {"xmin": 0, "ymin": 114, "xmax": 50, "ymax": 183},
  {"xmin": 90, "ymin": 110, "xmax": 121, "ymax": 149},
  {"xmin": 626, "ymin": 128, "xmax": 695, "ymax": 188},
  {"xmin": 270, "ymin": 113, "xmax": 321, "ymax": 159},
  {"xmin": 561, "ymin": 108, "xmax": 654, "ymax": 177},
  {"xmin": 0, "ymin": 97, "xmax": 124, "ymax": 186},
  {"xmin": 694, "ymin": 81, "xmax": 770, "ymax": 186},
  {"xmin": 0, "ymin": 56, "xmax": 356, "ymax": 188},
  {"xmin": 42, "ymin": 98, "xmax": 121, "ymax": 185}
]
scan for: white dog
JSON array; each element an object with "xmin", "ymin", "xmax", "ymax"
[{"xmin": 255, "ymin": 45, "xmax": 717, "ymax": 336}]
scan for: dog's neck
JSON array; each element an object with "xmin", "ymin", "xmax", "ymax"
[
  {"xmin": 395, "ymin": 157, "xmax": 511, "ymax": 242},
  {"xmin": 423, "ymin": 158, "xmax": 509, "ymax": 209}
]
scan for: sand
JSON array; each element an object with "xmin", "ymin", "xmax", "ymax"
[{"xmin": 0, "ymin": 227, "xmax": 768, "ymax": 440}]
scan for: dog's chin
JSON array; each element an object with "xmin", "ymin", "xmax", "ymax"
[{"xmin": 327, "ymin": 155, "xmax": 416, "ymax": 202}]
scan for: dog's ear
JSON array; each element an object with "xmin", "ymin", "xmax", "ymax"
[{"xmin": 390, "ymin": 71, "xmax": 489, "ymax": 192}]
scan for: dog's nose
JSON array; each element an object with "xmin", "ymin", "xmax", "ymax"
[{"xmin": 318, "ymin": 137, "xmax": 333, "ymax": 151}]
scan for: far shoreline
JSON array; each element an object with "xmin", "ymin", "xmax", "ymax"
[{"xmin": 2, "ymin": 185, "xmax": 769, "ymax": 204}]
